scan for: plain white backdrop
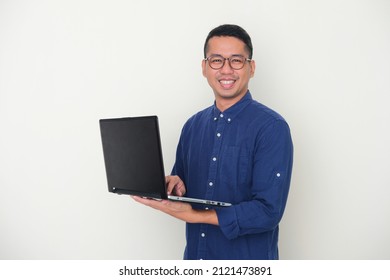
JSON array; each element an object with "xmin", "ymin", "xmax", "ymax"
[{"xmin": 0, "ymin": 0, "xmax": 389, "ymax": 259}]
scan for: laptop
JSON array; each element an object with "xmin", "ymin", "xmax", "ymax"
[{"xmin": 99, "ymin": 115, "xmax": 231, "ymax": 207}]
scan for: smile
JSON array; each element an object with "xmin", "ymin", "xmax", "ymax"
[
  {"xmin": 220, "ymin": 80, "xmax": 235, "ymax": 85},
  {"xmin": 219, "ymin": 79, "xmax": 236, "ymax": 89}
]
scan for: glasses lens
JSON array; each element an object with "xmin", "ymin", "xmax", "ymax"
[
  {"xmin": 229, "ymin": 55, "xmax": 245, "ymax": 70},
  {"xmin": 208, "ymin": 55, "xmax": 224, "ymax": 69}
]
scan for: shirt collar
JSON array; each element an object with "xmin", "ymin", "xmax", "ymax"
[{"xmin": 212, "ymin": 90, "xmax": 253, "ymax": 123}]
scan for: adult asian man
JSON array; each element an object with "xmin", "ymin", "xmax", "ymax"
[{"xmin": 133, "ymin": 24, "xmax": 293, "ymax": 260}]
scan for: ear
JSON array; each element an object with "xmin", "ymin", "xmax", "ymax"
[
  {"xmin": 250, "ymin": 60, "xmax": 256, "ymax": 78},
  {"xmin": 202, "ymin": 59, "xmax": 207, "ymax": 77}
]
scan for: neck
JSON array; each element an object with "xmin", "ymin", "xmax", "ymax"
[
  {"xmin": 215, "ymin": 91, "xmax": 248, "ymax": 112},
  {"xmin": 215, "ymin": 99, "xmax": 235, "ymax": 112}
]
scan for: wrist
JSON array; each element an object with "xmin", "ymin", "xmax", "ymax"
[{"xmin": 190, "ymin": 209, "xmax": 218, "ymax": 225}]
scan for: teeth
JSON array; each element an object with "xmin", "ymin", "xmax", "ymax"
[{"xmin": 220, "ymin": 80, "xmax": 234, "ymax": 85}]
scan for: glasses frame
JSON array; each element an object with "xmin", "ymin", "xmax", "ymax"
[{"xmin": 204, "ymin": 55, "xmax": 252, "ymax": 70}]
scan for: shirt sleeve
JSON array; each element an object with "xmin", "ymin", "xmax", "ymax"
[
  {"xmin": 216, "ymin": 119, "xmax": 294, "ymax": 240},
  {"xmin": 170, "ymin": 125, "xmax": 187, "ymax": 181}
]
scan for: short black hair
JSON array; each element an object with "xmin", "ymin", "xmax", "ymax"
[{"xmin": 203, "ymin": 24, "xmax": 253, "ymax": 59}]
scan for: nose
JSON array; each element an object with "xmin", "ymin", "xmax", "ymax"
[{"xmin": 220, "ymin": 58, "xmax": 234, "ymax": 74}]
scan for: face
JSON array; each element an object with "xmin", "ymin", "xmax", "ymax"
[{"xmin": 202, "ymin": 36, "xmax": 255, "ymax": 110}]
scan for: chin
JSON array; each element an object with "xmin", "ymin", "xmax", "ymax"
[{"xmin": 217, "ymin": 89, "xmax": 243, "ymax": 99}]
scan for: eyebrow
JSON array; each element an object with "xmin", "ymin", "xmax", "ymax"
[{"xmin": 207, "ymin": 53, "xmax": 246, "ymax": 57}]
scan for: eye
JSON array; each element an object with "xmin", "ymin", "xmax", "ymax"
[
  {"xmin": 210, "ymin": 57, "xmax": 223, "ymax": 64},
  {"xmin": 230, "ymin": 56, "xmax": 244, "ymax": 64}
]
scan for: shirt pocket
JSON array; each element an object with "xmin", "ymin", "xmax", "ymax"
[{"xmin": 219, "ymin": 146, "xmax": 251, "ymax": 195}]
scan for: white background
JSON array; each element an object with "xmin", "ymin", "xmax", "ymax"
[{"xmin": 0, "ymin": 0, "xmax": 389, "ymax": 259}]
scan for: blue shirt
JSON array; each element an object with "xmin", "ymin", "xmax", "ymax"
[{"xmin": 172, "ymin": 91, "xmax": 293, "ymax": 260}]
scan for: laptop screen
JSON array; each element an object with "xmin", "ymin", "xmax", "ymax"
[{"xmin": 99, "ymin": 116, "xmax": 167, "ymax": 199}]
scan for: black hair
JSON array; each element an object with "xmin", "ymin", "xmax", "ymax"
[{"xmin": 203, "ymin": 24, "xmax": 253, "ymax": 59}]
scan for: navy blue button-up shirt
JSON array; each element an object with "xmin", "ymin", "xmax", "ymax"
[{"xmin": 172, "ymin": 91, "xmax": 293, "ymax": 260}]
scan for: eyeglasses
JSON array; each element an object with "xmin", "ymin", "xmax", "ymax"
[{"xmin": 204, "ymin": 55, "xmax": 251, "ymax": 70}]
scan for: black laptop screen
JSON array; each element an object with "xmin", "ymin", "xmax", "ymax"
[{"xmin": 99, "ymin": 116, "xmax": 167, "ymax": 199}]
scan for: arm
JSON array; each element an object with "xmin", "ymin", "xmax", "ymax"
[
  {"xmin": 131, "ymin": 196, "xmax": 219, "ymax": 225},
  {"xmin": 216, "ymin": 120, "xmax": 293, "ymax": 240},
  {"xmin": 133, "ymin": 175, "xmax": 219, "ymax": 225}
]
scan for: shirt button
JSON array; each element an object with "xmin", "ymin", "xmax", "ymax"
[
  {"xmin": 213, "ymin": 117, "xmax": 217, "ymax": 121},
  {"xmin": 217, "ymin": 133, "xmax": 221, "ymax": 137},
  {"xmin": 227, "ymin": 118, "xmax": 231, "ymax": 122},
  {"xmin": 220, "ymin": 113, "xmax": 224, "ymax": 118},
  {"xmin": 209, "ymin": 182, "xmax": 213, "ymax": 187},
  {"xmin": 201, "ymin": 233, "xmax": 206, "ymax": 237},
  {"xmin": 212, "ymin": 157, "xmax": 217, "ymax": 161},
  {"xmin": 276, "ymin": 173, "xmax": 281, "ymax": 177}
]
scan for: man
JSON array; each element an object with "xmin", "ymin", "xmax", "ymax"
[{"xmin": 133, "ymin": 24, "xmax": 293, "ymax": 260}]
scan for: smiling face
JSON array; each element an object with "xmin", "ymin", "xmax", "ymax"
[{"xmin": 202, "ymin": 36, "xmax": 255, "ymax": 111}]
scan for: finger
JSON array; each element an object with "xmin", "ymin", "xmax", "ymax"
[
  {"xmin": 174, "ymin": 181, "xmax": 186, "ymax": 196},
  {"xmin": 174, "ymin": 178, "xmax": 186, "ymax": 196},
  {"xmin": 131, "ymin": 195, "xmax": 150, "ymax": 205},
  {"xmin": 166, "ymin": 175, "xmax": 178, "ymax": 195},
  {"xmin": 132, "ymin": 196, "xmax": 168, "ymax": 209}
]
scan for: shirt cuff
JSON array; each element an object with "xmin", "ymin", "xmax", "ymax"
[{"xmin": 216, "ymin": 206, "xmax": 240, "ymax": 240}]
